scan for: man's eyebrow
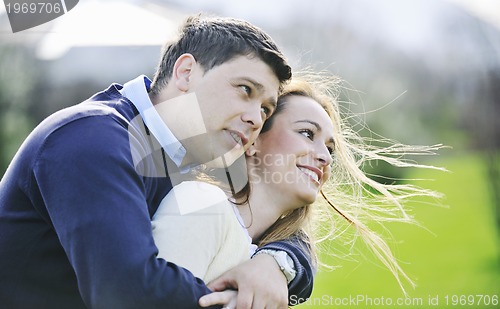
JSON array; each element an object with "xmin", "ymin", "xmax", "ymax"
[
  {"xmin": 239, "ymin": 77, "xmax": 277, "ymax": 109},
  {"xmin": 240, "ymin": 77, "xmax": 264, "ymax": 91},
  {"xmin": 264, "ymin": 97, "xmax": 278, "ymax": 110}
]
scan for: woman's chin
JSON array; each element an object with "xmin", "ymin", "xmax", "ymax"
[{"xmin": 297, "ymin": 191, "xmax": 319, "ymax": 207}]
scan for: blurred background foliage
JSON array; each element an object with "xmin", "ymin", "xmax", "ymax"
[{"xmin": 1, "ymin": 0, "xmax": 498, "ymax": 307}]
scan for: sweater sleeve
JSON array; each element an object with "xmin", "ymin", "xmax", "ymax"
[
  {"xmin": 32, "ymin": 116, "xmax": 218, "ymax": 309},
  {"xmin": 257, "ymin": 235, "xmax": 315, "ymax": 305}
]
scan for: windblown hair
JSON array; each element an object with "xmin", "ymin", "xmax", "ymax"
[
  {"xmin": 149, "ymin": 14, "xmax": 291, "ymax": 95},
  {"xmin": 255, "ymin": 72, "xmax": 444, "ymax": 294}
]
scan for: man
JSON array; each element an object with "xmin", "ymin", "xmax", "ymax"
[{"xmin": 0, "ymin": 14, "xmax": 313, "ymax": 308}]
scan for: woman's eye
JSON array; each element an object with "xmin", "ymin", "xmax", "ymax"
[
  {"xmin": 299, "ymin": 129, "xmax": 314, "ymax": 140},
  {"xmin": 240, "ymin": 85, "xmax": 251, "ymax": 95},
  {"xmin": 327, "ymin": 146, "xmax": 334, "ymax": 155}
]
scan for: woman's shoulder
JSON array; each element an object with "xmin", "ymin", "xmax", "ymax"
[
  {"xmin": 173, "ymin": 181, "xmax": 229, "ymax": 214},
  {"xmin": 154, "ymin": 181, "xmax": 232, "ymax": 217}
]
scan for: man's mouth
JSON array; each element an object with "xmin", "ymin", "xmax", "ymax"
[
  {"xmin": 230, "ymin": 132, "xmax": 242, "ymax": 144},
  {"xmin": 228, "ymin": 130, "xmax": 248, "ymax": 146}
]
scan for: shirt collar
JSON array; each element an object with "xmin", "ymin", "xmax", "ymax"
[{"xmin": 120, "ymin": 75, "xmax": 187, "ymax": 171}]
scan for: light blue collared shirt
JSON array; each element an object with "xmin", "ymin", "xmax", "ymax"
[{"xmin": 120, "ymin": 75, "xmax": 187, "ymax": 171}]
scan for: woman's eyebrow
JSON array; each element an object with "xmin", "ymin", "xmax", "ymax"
[{"xmin": 294, "ymin": 120, "xmax": 320, "ymax": 130}]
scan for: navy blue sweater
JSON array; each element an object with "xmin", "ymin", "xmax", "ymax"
[{"xmin": 0, "ymin": 84, "xmax": 313, "ymax": 308}]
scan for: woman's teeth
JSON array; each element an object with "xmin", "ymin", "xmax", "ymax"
[{"xmin": 299, "ymin": 167, "xmax": 319, "ymax": 182}]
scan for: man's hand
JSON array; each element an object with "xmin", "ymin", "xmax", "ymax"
[
  {"xmin": 199, "ymin": 254, "xmax": 289, "ymax": 309},
  {"xmin": 198, "ymin": 290, "xmax": 237, "ymax": 308}
]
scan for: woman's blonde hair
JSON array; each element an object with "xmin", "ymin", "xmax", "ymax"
[{"xmin": 256, "ymin": 71, "xmax": 444, "ymax": 294}]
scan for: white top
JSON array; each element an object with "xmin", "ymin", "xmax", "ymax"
[{"xmin": 152, "ymin": 181, "xmax": 256, "ymax": 283}]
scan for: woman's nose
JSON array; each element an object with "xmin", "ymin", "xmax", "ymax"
[{"xmin": 315, "ymin": 145, "xmax": 333, "ymax": 167}]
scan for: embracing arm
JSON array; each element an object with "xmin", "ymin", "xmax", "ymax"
[
  {"xmin": 200, "ymin": 234, "xmax": 314, "ymax": 308},
  {"xmin": 258, "ymin": 236, "xmax": 315, "ymax": 304},
  {"xmin": 33, "ymin": 116, "xmax": 217, "ymax": 308}
]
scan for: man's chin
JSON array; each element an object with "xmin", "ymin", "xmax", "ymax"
[{"xmin": 204, "ymin": 147, "xmax": 244, "ymax": 169}]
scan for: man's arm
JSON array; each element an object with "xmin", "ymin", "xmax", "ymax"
[
  {"xmin": 33, "ymin": 116, "xmax": 217, "ymax": 308},
  {"xmin": 200, "ymin": 236, "xmax": 314, "ymax": 308},
  {"xmin": 258, "ymin": 237, "xmax": 315, "ymax": 302}
]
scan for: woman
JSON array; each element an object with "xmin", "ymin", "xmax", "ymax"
[
  {"xmin": 150, "ymin": 75, "xmax": 334, "ymax": 284},
  {"xmin": 152, "ymin": 72, "xmax": 443, "ymax": 306}
]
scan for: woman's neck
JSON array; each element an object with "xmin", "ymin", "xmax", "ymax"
[{"xmin": 235, "ymin": 181, "xmax": 287, "ymax": 241}]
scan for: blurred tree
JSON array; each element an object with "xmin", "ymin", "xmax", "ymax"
[
  {"xmin": 463, "ymin": 67, "xmax": 500, "ymax": 235},
  {"xmin": 264, "ymin": 0, "xmax": 500, "ymax": 211},
  {"xmin": 0, "ymin": 45, "xmax": 39, "ymax": 177}
]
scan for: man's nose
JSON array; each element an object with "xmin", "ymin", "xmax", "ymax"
[{"xmin": 242, "ymin": 105, "xmax": 264, "ymax": 130}]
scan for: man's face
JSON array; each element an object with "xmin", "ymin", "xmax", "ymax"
[{"xmin": 184, "ymin": 55, "xmax": 280, "ymax": 168}]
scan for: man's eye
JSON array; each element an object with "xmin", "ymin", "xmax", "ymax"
[{"xmin": 261, "ymin": 106, "xmax": 274, "ymax": 119}]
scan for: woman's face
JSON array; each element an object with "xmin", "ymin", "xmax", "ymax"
[{"xmin": 250, "ymin": 95, "xmax": 335, "ymax": 209}]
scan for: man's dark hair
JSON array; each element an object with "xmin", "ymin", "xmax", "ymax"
[{"xmin": 149, "ymin": 14, "xmax": 291, "ymax": 95}]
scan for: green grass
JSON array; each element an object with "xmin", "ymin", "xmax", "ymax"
[{"xmin": 296, "ymin": 153, "xmax": 500, "ymax": 308}]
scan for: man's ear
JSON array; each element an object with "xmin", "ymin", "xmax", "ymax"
[
  {"xmin": 245, "ymin": 143, "xmax": 257, "ymax": 156},
  {"xmin": 172, "ymin": 53, "xmax": 196, "ymax": 92}
]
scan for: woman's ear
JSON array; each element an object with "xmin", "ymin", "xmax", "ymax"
[
  {"xmin": 172, "ymin": 53, "xmax": 196, "ymax": 92},
  {"xmin": 245, "ymin": 143, "xmax": 257, "ymax": 156}
]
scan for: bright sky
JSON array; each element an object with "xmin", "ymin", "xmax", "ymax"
[
  {"xmin": 1, "ymin": 0, "xmax": 498, "ymax": 36},
  {"xmin": 444, "ymin": 0, "xmax": 500, "ymax": 29}
]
